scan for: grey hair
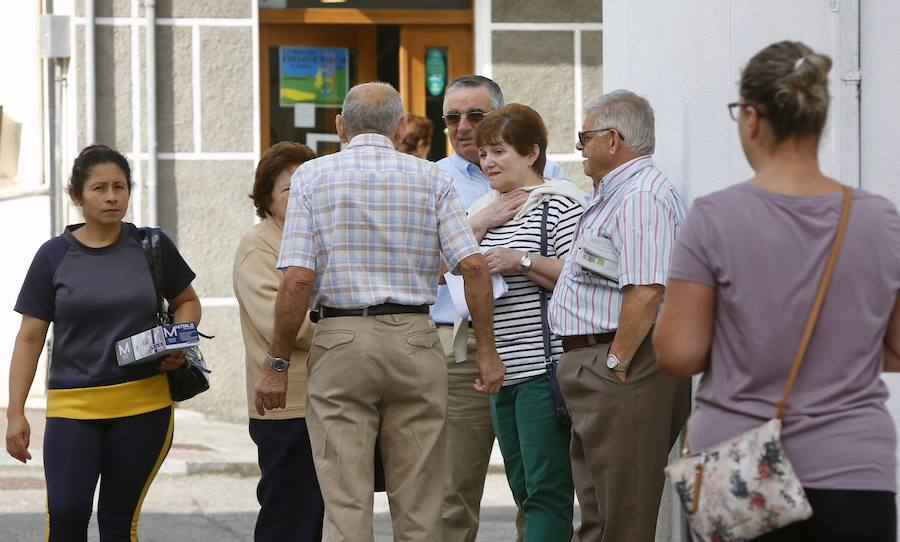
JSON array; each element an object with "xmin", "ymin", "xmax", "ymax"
[
  {"xmin": 443, "ymin": 75, "xmax": 504, "ymax": 111},
  {"xmin": 340, "ymin": 82, "xmax": 404, "ymax": 138},
  {"xmin": 584, "ymin": 89, "xmax": 655, "ymax": 155}
]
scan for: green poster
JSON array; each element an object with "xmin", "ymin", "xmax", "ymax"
[
  {"xmin": 426, "ymin": 48, "xmax": 446, "ymax": 97},
  {"xmin": 279, "ymin": 46, "xmax": 349, "ymax": 107}
]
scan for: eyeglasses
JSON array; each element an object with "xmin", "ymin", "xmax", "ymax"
[
  {"xmin": 727, "ymin": 101, "xmax": 762, "ymax": 121},
  {"xmin": 577, "ymin": 127, "xmax": 623, "ymax": 146},
  {"xmin": 443, "ymin": 110, "xmax": 491, "ymax": 126}
]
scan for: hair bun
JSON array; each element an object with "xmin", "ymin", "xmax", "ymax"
[{"xmin": 740, "ymin": 41, "xmax": 832, "ymax": 142}]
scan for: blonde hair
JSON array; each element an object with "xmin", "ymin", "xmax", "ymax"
[{"xmin": 740, "ymin": 41, "xmax": 832, "ymax": 142}]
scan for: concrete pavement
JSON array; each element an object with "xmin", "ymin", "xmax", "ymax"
[{"xmin": 0, "ymin": 403, "xmax": 526, "ymax": 541}]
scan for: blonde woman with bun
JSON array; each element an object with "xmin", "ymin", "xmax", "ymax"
[{"xmin": 655, "ymin": 41, "xmax": 900, "ymax": 541}]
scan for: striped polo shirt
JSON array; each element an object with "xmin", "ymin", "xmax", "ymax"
[{"xmin": 548, "ymin": 155, "xmax": 686, "ymax": 336}]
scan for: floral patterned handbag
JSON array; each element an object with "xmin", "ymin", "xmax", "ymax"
[{"xmin": 665, "ymin": 186, "xmax": 852, "ymax": 542}]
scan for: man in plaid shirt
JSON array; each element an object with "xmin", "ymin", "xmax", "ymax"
[{"xmin": 256, "ymin": 82, "xmax": 504, "ymax": 542}]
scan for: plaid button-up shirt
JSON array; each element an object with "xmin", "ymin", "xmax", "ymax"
[
  {"xmin": 548, "ymin": 155, "xmax": 686, "ymax": 335},
  {"xmin": 277, "ymin": 133, "xmax": 480, "ymax": 310}
]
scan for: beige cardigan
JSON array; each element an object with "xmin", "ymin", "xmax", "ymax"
[{"xmin": 233, "ymin": 218, "xmax": 315, "ymax": 419}]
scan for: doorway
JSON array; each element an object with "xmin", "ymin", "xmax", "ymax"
[{"xmin": 258, "ymin": 7, "xmax": 473, "ymax": 159}]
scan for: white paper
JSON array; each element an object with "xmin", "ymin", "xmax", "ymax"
[
  {"xmin": 293, "ymin": 103, "xmax": 316, "ymax": 128},
  {"xmin": 575, "ymin": 235, "xmax": 619, "ymax": 281},
  {"xmin": 443, "ymin": 272, "xmax": 508, "ymax": 319}
]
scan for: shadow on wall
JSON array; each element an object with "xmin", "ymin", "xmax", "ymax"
[{"xmin": 157, "ymin": 160, "xmax": 179, "ymax": 237}]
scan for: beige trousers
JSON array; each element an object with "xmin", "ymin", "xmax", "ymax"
[
  {"xmin": 438, "ymin": 325, "xmax": 525, "ymax": 542},
  {"xmin": 306, "ymin": 314, "xmax": 447, "ymax": 542},
  {"xmin": 557, "ymin": 334, "xmax": 691, "ymax": 542},
  {"xmin": 438, "ymin": 325, "xmax": 496, "ymax": 542}
]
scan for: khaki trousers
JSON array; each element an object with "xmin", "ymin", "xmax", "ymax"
[
  {"xmin": 438, "ymin": 325, "xmax": 526, "ymax": 542},
  {"xmin": 437, "ymin": 325, "xmax": 496, "ymax": 542},
  {"xmin": 557, "ymin": 334, "xmax": 691, "ymax": 542},
  {"xmin": 306, "ymin": 314, "xmax": 447, "ymax": 542}
]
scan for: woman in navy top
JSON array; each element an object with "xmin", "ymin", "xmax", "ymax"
[{"xmin": 5, "ymin": 145, "xmax": 200, "ymax": 541}]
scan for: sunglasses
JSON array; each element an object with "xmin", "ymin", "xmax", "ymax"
[
  {"xmin": 577, "ymin": 127, "xmax": 623, "ymax": 146},
  {"xmin": 443, "ymin": 110, "xmax": 491, "ymax": 126}
]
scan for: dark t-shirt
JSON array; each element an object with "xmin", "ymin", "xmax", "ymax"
[
  {"xmin": 669, "ymin": 183, "xmax": 900, "ymax": 491},
  {"xmin": 15, "ymin": 223, "xmax": 195, "ymax": 389}
]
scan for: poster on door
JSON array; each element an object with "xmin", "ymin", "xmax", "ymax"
[{"xmin": 279, "ymin": 46, "xmax": 349, "ymax": 107}]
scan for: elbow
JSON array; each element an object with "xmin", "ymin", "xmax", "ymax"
[
  {"xmin": 283, "ymin": 267, "xmax": 316, "ymax": 297},
  {"xmin": 656, "ymin": 352, "xmax": 699, "ymax": 377},
  {"xmin": 653, "ymin": 330, "xmax": 705, "ymax": 377},
  {"xmin": 458, "ymin": 253, "xmax": 488, "ymax": 279}
]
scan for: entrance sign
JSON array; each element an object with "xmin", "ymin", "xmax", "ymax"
[
  {"xmin": 279, "ymin": 46, "xmax": 349, "ymax": 106},
  {"xmin": 425, "ymin": 47, "xmax": 446, "ymax": 97}
]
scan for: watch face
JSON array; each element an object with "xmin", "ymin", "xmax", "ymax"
[
  {"xmin": 606, "ymin": 356, "xmax": 618, "ymax": 369},
  {"xmin": 274, "ymin": 359, "xmax": 288, "ymax": 371}
]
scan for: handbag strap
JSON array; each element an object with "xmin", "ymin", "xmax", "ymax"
[
  {"xmin": 537, "ymin": 202, "xmax": 569, "ymax": 425},
  {"xmin": 538, "ymin": 201, "xmax": 551, "ymax": 364},
  {"xmin": 139, "ymin": 227, "xmax": 170, "ymax": 325},
  {"xmin": 774, "ymin": 186, "xmax": 853, "ymax": 420}
]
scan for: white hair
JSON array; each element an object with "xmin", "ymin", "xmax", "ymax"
[
  {"xmin": 584, "ymin": 89, "xmax": 655, "ymax": 155},
  {"xmin": 341, "ymin": 82, "xmax": 404, "ymax": 138}
]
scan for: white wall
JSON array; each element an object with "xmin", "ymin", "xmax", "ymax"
[
  {"xmin": 603, "ymin": 0, "xmax": 857, "ymax": 201},
  {"xmin": 0, "ymin": 1, "xmax": 44, "ymax": 187},
  {"xmin": 0, "ymin": 196, "xmax": 52, "ymax": 405},
  {"xmin": 861, "ymin": 1, "xmax": 900, "ymax": 204}
]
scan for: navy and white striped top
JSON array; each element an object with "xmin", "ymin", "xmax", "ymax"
[
  {"xmin": 479, "ymin": 193, "xmax": 584, "ymax": 386},
  {"xmin": 431, "ymin": 153, "xmax": 571, "ymax": 325}
]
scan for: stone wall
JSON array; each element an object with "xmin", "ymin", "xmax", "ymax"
[
  {"xmin": 489, "ymin": 0, "xmax": 603, "ymax": 192},
  {"xmin": 74, "ymin": 0, "xmax": 255, "ymax": 422}
]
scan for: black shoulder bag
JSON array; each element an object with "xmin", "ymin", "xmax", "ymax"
[
  {"xmin": 139, "ymin": 227, "xmax": 211, "ymax": 402},
  {"xmin": 537, "ymin": 202, "xmax": 571, "ymax": 428}
]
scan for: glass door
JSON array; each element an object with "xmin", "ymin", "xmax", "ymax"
[
  {"xmin": 260, "ymin": 24, "xmax": 377, "ymax": 154},
  {"xmin": 399, "ymin": 25, "xmax": 474, "ymax": 160}
]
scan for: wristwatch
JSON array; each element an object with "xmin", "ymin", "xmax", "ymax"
[
  {"xmin": 606, "ymin": 353, "xmax": 630, "ymax": 373},
  {"xmin": 265, "ymin": 353, "xmax": 291, "ymax": 372},
  {"xmin": 520, "ymin": 252, "xmax": 534, "ymax": 274}
]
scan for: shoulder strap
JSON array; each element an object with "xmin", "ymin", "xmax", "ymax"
[
  {"xmin": 538, "ymin": 201, "xmax": 551, "ymax": 363},
  {"xmin": 139, "ymin": 227, "xmax": 169, "ymax": 325},
  {"xmin": 775, "ymin": 186, "xmax": 853, "ymax": 420}
]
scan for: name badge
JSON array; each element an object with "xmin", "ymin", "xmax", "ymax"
[{"xmin": 574, "ymin": 235, "xmax": 619, "ymax": 281}]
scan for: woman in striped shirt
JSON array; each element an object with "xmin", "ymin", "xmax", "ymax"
[{"xmin": 468, "ymin": 103, "xmax": 586, "ymax": 541}]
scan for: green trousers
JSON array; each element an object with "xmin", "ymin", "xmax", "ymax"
[{"xmin": 491, "ymin": 376, "xmax": 575, "ymax": 542}]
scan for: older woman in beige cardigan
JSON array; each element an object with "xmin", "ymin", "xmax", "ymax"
[{"xmin": 233, "ymin": 141, "xmax": 322, "ymax": 541}]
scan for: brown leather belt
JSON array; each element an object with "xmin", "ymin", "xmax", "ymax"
[{"xmin": 560, "ymin": 332, "xmax": 616, "ymax": 353}]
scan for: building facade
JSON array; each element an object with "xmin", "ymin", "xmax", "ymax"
[{"xmin": 0, "ymin": 0, "xmax": 602, "ymax": 420}]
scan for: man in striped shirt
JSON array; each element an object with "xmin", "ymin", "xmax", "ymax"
[
  {"xmin": 434, "ymin": 75, "xmax": 571, "ymax": 542},
  {"xmin": 257, "ymin": 82, "xmax": 505, "ymax": 542},
  {"xmin": 548, "ymin": 90, "xmax": 692, "ymax": 542}
]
